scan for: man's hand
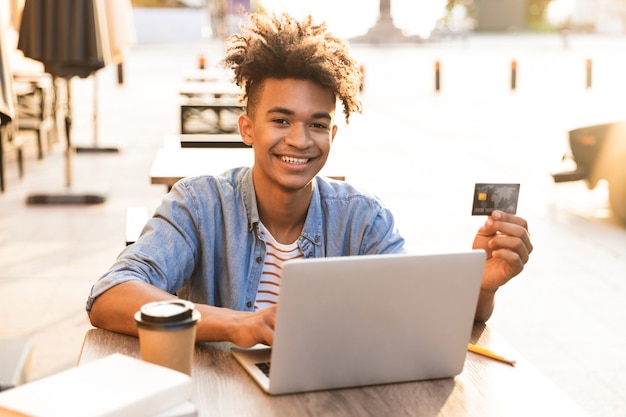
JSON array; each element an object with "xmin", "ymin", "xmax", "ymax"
[
  {"xmin": 227, "ymin": 305, "xmax": 277, "ymax": 348},
  {"xmin": 473, "ymin": 210, "xmax": 533, "ymax": 292}
]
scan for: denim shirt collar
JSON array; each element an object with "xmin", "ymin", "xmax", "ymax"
[
  {"xmin": 241, "ymin": 168, "xmax": 260, "ymax": 232},
  {"xmin": 300, "ymin": 179, "xmax": 323, "ymax": 249},
  {"xmin": 241, "ymin": 167, "xmax": 323, "ymax": 256}
]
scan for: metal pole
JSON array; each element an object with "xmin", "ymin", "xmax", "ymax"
[
  {"xmin": 64, "ymin": 78, "xmax": 72, "ymax": 188},
  {"xmin": 93, "ymin": 71, "xmax": 98, "ymax": 147},
  {"xmin": 510, "ymin": 60, "xmax": 517, "ymax": 91}
]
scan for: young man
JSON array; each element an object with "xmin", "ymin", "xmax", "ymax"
[{"xmin": 87, "ymin": 13, "xmax": 533, "ymax": 348}]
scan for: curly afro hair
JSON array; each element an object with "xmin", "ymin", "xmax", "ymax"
[{"xmin": 223, "ymin": 12, "xmax": 362, "ymax": 124}]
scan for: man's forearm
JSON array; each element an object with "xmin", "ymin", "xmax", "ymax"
[
  {"xmin": 474, "ymin": 288, "xmax": 496, "ymax": 323},
  {"xmin": 88, "ymin": 280, "xmax": 262, "ymax": 345},
  {"xmin": 89, "ymin": 280, "xmax": 178, "ymax": 336}
]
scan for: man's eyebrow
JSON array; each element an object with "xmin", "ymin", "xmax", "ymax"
[
  {"xmin": 267, "ymin": 107, "xmax": 294, "ymax": 116},
  {"xmin": 267, "ymin": 107, "xmax": 332, "ymax": 121},
  {"xmin": 311, "ymin": 112, "xmax": 332, "ymax": 121}
]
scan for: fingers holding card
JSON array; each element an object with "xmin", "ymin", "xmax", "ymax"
[{"xmin": 472, "ymin": 183, "xmax": 520, "ymax": 215}]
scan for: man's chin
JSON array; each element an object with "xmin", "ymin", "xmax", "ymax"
[
  {"xmin": 278, "ymin": 169, "xmax": 321, "ymax": 190},
  {"xmin": 280, "ymin": 177, "xmax": 315, "ymax": 192}
]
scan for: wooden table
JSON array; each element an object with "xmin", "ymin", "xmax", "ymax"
[
  {"xmin": 179, "ymin": 81, "xmax": 240, "ymax": 99},
  {"xmin": 78, "ymin": 325, "xmax": 590, "ymax": 417},
  {"xmin": 149, "ymin": 147, "xmax": 254, "ymax": 191},
  {"xmin": 172, "ymin": 133, "xmax": 248, "ymax": 148}
]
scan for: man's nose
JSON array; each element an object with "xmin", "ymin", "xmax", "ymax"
[{"xmin": 284, "ymin": 123, "xmax": 312, "ymax": 148}]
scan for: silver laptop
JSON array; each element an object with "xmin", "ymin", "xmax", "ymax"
[{"xmin": 231, "ymin": 250, "xmax": 485, "ymax": 395}]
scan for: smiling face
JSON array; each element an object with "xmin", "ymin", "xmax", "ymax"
[{"xmin": 239, "ymin": 77, "xmax": 338, "ymax": 196}]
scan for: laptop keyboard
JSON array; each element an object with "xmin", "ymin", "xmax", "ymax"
[{"xmin": 256, "ymin": 361, "xmax": 271, "ymax": 377}]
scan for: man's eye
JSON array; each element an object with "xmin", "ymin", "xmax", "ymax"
[{"xmin": 273, "ymin": 118, "xmax": 289, "ymax": 125}]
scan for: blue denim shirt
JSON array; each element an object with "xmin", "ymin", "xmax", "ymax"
[{"xmin": 86, "ymin": 167, "xmax": 405, "ymax": 313}]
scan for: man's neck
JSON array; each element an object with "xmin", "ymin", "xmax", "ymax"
[{"xmin": 255, "ymin": 183, "xmax": 313, "ymax": 245}]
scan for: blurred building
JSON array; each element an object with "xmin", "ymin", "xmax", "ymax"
[
  {"xmin": 474, "ymin": 0, "xmax": 526, "ymax": 31},
  {"xmin": 471, "ymin": 0, "xmax": 626, "ymax": 33}
]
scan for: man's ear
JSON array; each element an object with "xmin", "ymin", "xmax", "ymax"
[
  {"xmin": 331, "ymin": 124, "xmax": 338, "ymax": 144},
  {"xmin": 238, "ymin": 114, "xmax": 253, "ymax": 146}
]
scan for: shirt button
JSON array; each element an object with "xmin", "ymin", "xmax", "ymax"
[
  {"xmin": 246, "ymin": 301, "xmax": 253, "ymax": 308},
  {"xmin": 256, "ymin": 256, "xmax": 263, "ymax": 263}
]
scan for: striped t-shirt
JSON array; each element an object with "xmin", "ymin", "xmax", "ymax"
[{"xmin": 254, "ymin": 222, "xmax": 303, "ymax": 310}]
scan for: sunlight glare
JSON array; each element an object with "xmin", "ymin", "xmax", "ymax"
[{"xmin": 258, "ymin": 0, "xmax": 447, "ymax": 40}]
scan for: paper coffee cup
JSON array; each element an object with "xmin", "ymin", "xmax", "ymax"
[{"xmin": 134, "ymin": 300, "xmax": 200, "ymax": 375}]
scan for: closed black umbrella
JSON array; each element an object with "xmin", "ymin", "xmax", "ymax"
[
  {"xmin": 18, "ymin": 0, "xmax": 108, "ymax": 204},
  {"xmin": 0, "ymin": 10, "xmax": 15, "ymax": 121},
  {"xmin": 1, "ymin": 16, "xmax": 19, "ymax": 192},
  {"xmin": 18, "ymin": 0, "xmax": 105, "ymax": 78}
]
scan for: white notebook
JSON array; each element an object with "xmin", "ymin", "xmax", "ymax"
[{"xmin": 0, "ymin": 353, "xmax": 193, "ymax": 417}]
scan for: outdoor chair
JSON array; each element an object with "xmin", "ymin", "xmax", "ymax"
[
  {"xmin": 0, "ymin": 113, "xmax": 24, "ymax": 192},
  {"xmin": 14, "ymin": 73, "xmax": 56, "ymax": 160}
]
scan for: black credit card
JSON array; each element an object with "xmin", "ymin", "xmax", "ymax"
[{"xmin": 472, "ymin": 183, "xmax": 520, "ymax": 215}]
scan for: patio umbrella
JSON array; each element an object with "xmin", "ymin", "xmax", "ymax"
[
  {"xmin": 18, "ymin": 0, "xmax": 109, "ymax": 204},
  {"xmin": 72, "ymin": 0, "xmax": 135, "ymax": 153},
  {"xmin": 1, "ymin": 7, "xmax": 18, "ymax": 192},
  {"xmin": 0, "ymin": 0, "xmax": 16, "ymax": 121},
  {"xmin": 18, "ymin": 0, "xmax": 106, "ymax": 78}
]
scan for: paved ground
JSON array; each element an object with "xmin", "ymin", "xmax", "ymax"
[{"xmin": 2, "ymin": 32, "xmax": 626, "ymax": 416}]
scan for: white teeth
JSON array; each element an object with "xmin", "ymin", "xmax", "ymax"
[{"xmin": 281, "ymin": 156, "xmax": 309, "ymax": 164}]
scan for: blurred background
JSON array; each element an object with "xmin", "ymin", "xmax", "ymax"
[
  {"xmin": 1, "ymin": 1, "xmax": 626, "ymax": 416},
  {"xmin": 130, "ymin": 0, "xmax": 626, "ymax": 40}
]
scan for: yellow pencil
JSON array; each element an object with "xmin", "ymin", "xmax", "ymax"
[{"xmin": 467, "ymin": 343, "xmax": 516, "ymax": 366}]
